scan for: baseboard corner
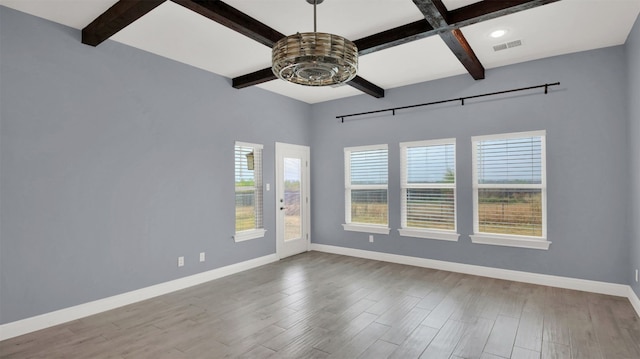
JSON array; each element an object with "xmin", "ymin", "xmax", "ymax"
[{"xmin": 629, "ymin": 286, "xmax": 640, "ymax": 318}]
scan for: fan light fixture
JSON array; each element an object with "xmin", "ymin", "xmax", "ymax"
[{"xmin": 272, "ymin": 0, "xmax": 358, "ymax": 86}]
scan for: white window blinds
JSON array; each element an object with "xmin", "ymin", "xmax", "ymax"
[
  {"xmin": 344, "ymin": 145, "xmax": 388, "ymax": 227},
  {"xmin": 234, "ymin": 142, "xmax": 264, "ymax": 241},
  {"xmin": 472, "ymin": 131, "xmax": 546, "ymax": 238},
  {"xmin": 400, "ymin": 139, "xmax": 456, "ymax": 234}
]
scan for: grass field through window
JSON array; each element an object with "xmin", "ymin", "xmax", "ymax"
[{"xmin": 350, "ymin": 194, "xmax": 542, "ymax": 236}]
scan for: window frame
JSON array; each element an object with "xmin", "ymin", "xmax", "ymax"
[
  {"xmin": 470, "ymin": 130, "xmax": 550, "ymax": 250},
  {"xmin": 398, "ymin": 138, "xmax": 459, "ymax": 242},
  {"xmin": 343, "ymin": 144, "xmax": 390, "ymax": 234},
  {"xmin": 233, "ymin": 141, "xmax": 266, "ymax": 242}
]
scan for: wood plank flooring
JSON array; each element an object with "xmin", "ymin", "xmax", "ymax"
[{"xmin": 2, "ymin": 251, "xmax": 639, "ymax": 359}]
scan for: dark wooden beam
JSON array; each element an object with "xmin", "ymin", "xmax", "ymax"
[
  {"xmin": 348, "ymin": 76, "xmax": 385, "ymax": 98},
  {"xmin": 447, "ymin": 0, "xmax": 560, "ymax": 28},
  {"xmin": 412, "ymin": 0, "xmax": 485, "ymax": 80},
  {"xmin": 440, "ymin": 29, "xmax": 484, "ymax": 80},
  {"xmin": 412, "ymin": 0, "xmax": 449, "ymax": 28},
  {"xmin": 82, "ymin": 0, "xmax": 167, "ymax": 46},
  {"xmin": 232, "ymin": 68, "xmax": 276, "ymax": 89},
  {"xmin": 170, "ymin": 0, "xmax": 285, "ymax": 47},
  {"xmin": 354, "ymin": 20, "xmax": 437, "ymax": 55}
]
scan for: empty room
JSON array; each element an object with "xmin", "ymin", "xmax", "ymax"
[{"xmin": 1, "ymin": 0, "xmax": 640, "ymax": 358}]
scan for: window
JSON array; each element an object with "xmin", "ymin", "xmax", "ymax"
[
  {"xmin": 471, "ymin": 130, "xmax": 549, "ymax": 250},
  {"xmin": 234, "ymin": 142, "xmax": 265, "ymax": 242},
  {"xmin": 399, "ymin": 139, "xmax": 459, "ymax": 241},
  {"xmin": 343, "ymin": 144, "xmax": 390, "ymax": 234}
]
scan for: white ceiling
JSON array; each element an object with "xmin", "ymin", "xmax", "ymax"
[{"xmin": 1, "ymin": 0, "xmax": 639, "ymax": 104}]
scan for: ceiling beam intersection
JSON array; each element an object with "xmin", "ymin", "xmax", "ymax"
[{"xmin": 412, "ymin": 0, "xmax": 485, "ymax": 80}]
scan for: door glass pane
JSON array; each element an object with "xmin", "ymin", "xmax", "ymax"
[{"xmin": 284, "ymin": 157, "xmax": 302, "ymax": 241}]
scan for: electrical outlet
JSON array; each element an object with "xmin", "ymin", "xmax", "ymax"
[
  {"xmin": 178, "ymin": 256, "xmax": 184, "ymax": 267},
  {"xmin": 200, "ymin": 252, "xmax": 205, "ymax": 262},
  {"xmin": 369, "ymin": 235, "xmax": 374, "ymax": 243}
]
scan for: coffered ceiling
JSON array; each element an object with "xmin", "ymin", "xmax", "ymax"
[{"xmin": 1, "ymin": 0, "xmax": 639, "ymax": 103}]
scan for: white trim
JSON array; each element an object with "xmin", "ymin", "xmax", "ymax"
[
  {"xmin": 235, "ymin": 141, "xmax": 263, "ymax": 149},
  {"xmin": 399, "ymin": 138, "xmax": 457, "ymax": 148},
  {"xmin": 310, "ymin": 244, "xmax": 630, "ymax": 297},
  {"xmin": 629, "ymin": 287, "xmax": 640, "ymax": 318},
  {"xmin": 233, "ymin": 229, "xmax": 266, "ymax": 242},
  {"xmin": 344, "ymin": 143, "xmax": 388, "ymax": 153},
  {"xmin": 398, "ymin": 228, "xmax": 460, "ymax": 241},
  {"xmin": 470, "ymin": 233, "xmax": 551, "ymax": 250},
  {"xmin": 471, "ymin": 129, "xmax": 546, "ymax": 142},
  {"xmin": 275, "ymin": 142, "xmax": 311, "ymax": 259},
  {"xmin": 344, "ymin": 144, "xmax": 389, "ymax": 228},
  {"xmin": 0, "ymin": 254, "xmax": 279, "ymax": 341},
  {"xmin": 399, "ymin": 138, "xmax": 457, "ymax": 234},
  {"xmin": 472, "ymin": 130, "xmax": 547, "ymax": 240},
  {"xmin": 343, "ymin": 223, "xmax": 390, "ymax": 234}
]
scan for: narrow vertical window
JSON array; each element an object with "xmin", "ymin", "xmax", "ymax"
[
  {"xmin": 343, "ymin": 144, "xmax": 390, "ymax": 234},
  {"xmin": 471, "ymin": 130, "xmax": 550, "ymax": 250},
  {"xmin": 234, "ymin": 142, "xmax": 265, "ymax": 242},
  {"xmin": 399, "ymin": 139, "xmax": 459, "ymax": 241}
]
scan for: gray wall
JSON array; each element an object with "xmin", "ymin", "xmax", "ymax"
[
  {"xmin": 628, "ymin": 16, "xmax": 640, "ymax": 298},
  {"xmin": 0, "ymin": 6, "xmax": 310, "ymax": 324},
  {"xmin": 310, "ymin": 46, "xmax": 630, "ymax": 285}
]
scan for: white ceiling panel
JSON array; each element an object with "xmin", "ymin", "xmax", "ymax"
[
  {"xmin": 441, "ymin": 0, "xmax": 482, "ymax": 11},
  {"xmin": 256, "ymin": 78, "xmax": 362, "ymax": 104},
  {"xmin": 224, "ymin": 0, "xmax": 426, "ymax": 40},
  {"xmin": 358, "ymin": 36, "xmax": 468, "ymax": 89},
  {"xmin": 462, "ymin": 0, "xmax": 640, "ymax": 69},
  {"xmin": 111, "ymin": 1, "xmax": 272, "ymax": 78}
]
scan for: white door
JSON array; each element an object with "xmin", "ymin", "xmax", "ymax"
[{"xmin": 276, "ymin": 143, "xmax": 310, "ymax": 259}]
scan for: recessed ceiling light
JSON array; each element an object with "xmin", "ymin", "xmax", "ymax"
[{"xmin": 490, "ymin": 29, "xmax": 507, "ymax": 38}]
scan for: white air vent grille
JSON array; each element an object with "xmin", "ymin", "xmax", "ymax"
[{"xmin": 493, "ymin": 39, "xmax": 522, "ymax": 52}]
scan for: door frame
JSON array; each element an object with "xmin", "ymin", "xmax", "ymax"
[{"xmin": 275, "ymin": 142, "xmax": 310, "ymax": 259}]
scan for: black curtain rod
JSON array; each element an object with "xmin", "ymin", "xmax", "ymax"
[{"xmin": 336, "ymin": 82, "xmax": 561, "ymax": 122}]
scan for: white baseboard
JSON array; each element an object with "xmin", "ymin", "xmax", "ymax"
[
  {"xmin": 629, "ymin": 287, "xmax": 640, "ymax": 317},
  {"xmin": 311, "ymin": 244, "xmax": 635, "ymax": 303},
  {"xmin": 0, "ymin": 254, "xmax": 278, "ymax": 341}
]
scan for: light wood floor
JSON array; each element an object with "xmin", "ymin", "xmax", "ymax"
[{"xmin": 2, "ymin": 251, "xmax": 639, "ymax": 359}]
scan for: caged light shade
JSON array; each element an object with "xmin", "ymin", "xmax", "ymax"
[{"xmin": 271, "ymin": 1, "xmax": 358, "ymax": 86}]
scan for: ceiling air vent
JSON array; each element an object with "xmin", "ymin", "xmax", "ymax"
[{"xmin": 493, "ymin": 39, "xmax": 522, "ymax": 52}]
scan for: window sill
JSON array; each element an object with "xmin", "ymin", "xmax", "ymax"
[
  {"xmin": 343, "ymin": 224, "xmax": 390, "ymax": 235},
  {"xmin": 470, "ymin": 233, "xmax": 551, "ymax": 250},
  {"xmin": 233, "ymin": 229, "xmax": 266, "ymax": 243},
  {"xmin": 398, "ymin": 228, "xmax": 459, "ymax": 242}
]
